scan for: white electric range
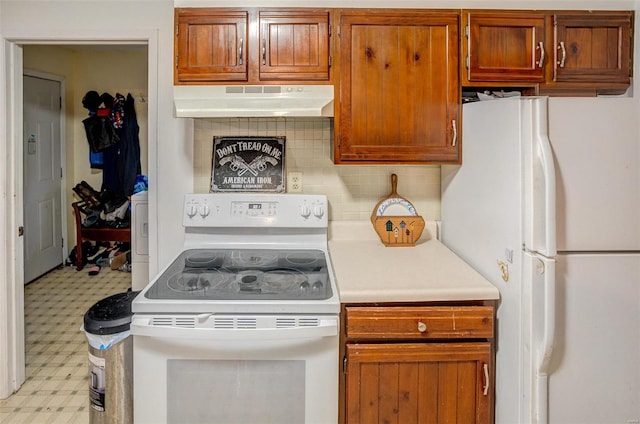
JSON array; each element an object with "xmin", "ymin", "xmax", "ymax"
[{"xmin": 131, "ymin": 193, "xmax": 339, "ymax": 424}]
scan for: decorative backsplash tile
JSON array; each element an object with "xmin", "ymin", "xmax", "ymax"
[{"xmin": 193, "ymin": 118, "xmax": 441, "ymax": 221}]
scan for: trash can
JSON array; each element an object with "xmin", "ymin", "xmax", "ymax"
[{"xmin": 83, "ymin": 290, "xmax": 139, "ymax": 424}]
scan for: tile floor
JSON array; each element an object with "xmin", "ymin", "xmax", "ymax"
[{"xmin": 0, "ymin": 265, "xmax": 131, "ymax": 424}]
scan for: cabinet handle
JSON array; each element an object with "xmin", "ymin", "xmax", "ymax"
[
  {"xmin": 557, "ymin": 41, "xmax": 566, "ymax": 68},
  {"xmin": 417, "ymin": 321, "xmax": 427, "ymax": 333},
  {"xmin": 451, "ymin": 120, "xmax": 457, "ymax": 147},
  {"xmin": 238, "ymin": 38, "xmax": 244, "ymax": 66},
  {"xmin": 482, "ymin": 363, "xmax": 490, "ymax": 396},
  {"xmin": 537, "ymin": 41, "xmax": 545, "ymax": 68},
  {"xmin": 262, "ymin": 39, "xmax": 267, "ymax": 65}
]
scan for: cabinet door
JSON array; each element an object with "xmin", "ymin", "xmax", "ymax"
[
  {"xmin": 553, "ymin": 12, "xmax": 632, "ymax": 83},
  {"xmin": 175, "ymin": 9, "xmax": 248, "ymax": 83},
  {"xmin": 345, "ymin": 342, "xmax": 492, "ymax": 424},
  {"xmin": 258, "ymin": 10, "xmax": 331, "ymax": 81},
  {"xmin": 337, "ymin": 11, "xmax": 460, "ymax": 163},
  {"xmin": 465, "ymin": 11, "xmax": 546, "ymax": 82}
]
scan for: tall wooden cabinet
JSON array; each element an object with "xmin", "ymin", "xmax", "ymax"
[
  {"xmin": 336, "ymin": 10, "xmax": 460, "ymax": 164},
  {"xmin": 341, "ymin": 304, "xmax": 495, "ymax": 424},
  {"xmin": 174, "ymin": 8, "xmax": 332, "ymax": 84}
]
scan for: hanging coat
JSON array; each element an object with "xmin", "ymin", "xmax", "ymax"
[
  {"xmin": 103, "ymin": 94, "xmax": 142, "ymax": 197},
  {"xmin": 119, "ymin": 93, "xmax": 142, "ymax": 197}
]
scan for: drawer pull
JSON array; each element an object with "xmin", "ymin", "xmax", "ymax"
[{"xmin": 417, "ymin": 321, "xmax": 427, "ymax": 333}]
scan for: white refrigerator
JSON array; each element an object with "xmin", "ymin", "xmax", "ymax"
[{"xmin": 440, "ymin": 96, "xmax": 640, "ymax": 424}]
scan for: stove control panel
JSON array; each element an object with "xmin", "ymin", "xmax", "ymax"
[{"xmin": 183, "ymin": 193, "xmax": 328, "ymax": 228}]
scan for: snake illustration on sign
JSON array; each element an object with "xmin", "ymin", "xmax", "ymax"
[{"xmin": 211, "ymin": 136, "xmax": 285, "ymax": 192}]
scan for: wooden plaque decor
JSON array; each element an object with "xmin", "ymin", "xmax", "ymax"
[
  {"xmin": 371, "ymin": 174, "xmax": 425, "ymax": 247},
  {"xmin": 211, "ymin": 136, "xmax": 285, "ymax": 192}
]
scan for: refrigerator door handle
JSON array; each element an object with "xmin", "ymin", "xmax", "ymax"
[
  {"xmin": 533, "ymin": 255, "xmax": 556, "ymax": 424},
  {"xmin": 536, "ymin": 256, "xmax": 556, "ymax": 374},
  {"xmin": 533, "ymin": 98, "xmax": 557, "ymax": 257}
]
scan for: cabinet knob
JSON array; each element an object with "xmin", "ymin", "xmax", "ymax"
[{"xmin": 417, "ymin": 321, "xmax": 427, "ymax": 333}]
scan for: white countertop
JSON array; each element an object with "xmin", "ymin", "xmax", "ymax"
[{"xmin": 328, "ymin": 221, "xmax": 500, "ymax": 303}]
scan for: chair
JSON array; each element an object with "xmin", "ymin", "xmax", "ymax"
[{"xmin": 72, "ymin": 201, "xmax": 131, "ymax": 271}]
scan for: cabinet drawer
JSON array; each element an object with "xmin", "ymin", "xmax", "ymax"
[{"xmin": 345, "ymin": 306, "xmax": 493, "ymax": 340}]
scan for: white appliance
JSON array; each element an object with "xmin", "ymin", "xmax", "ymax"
[
  {"xmin": 130, "ymin": 191, "xmax": 149, "ymax": 291},
  {"xmin": 173, "ymin": 85, "xmax": 334, "ymax": 118},
  {"xmin": 441, "ymin": 96, "xmax": 640, "ymax": 424},
  {"xmin": 131, "ymin": 193, "xmax": 340, "ymax": 424}
]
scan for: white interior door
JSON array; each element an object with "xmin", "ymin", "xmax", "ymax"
[{"xmin": 23, "ymin": 75, "xmax": 63, "ymax": 283}]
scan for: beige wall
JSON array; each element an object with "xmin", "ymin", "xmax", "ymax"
[
  {"xmin": 23, "ymin": 45, "xmax": 148, "ymax": 249},
  {"xmin": 70, "ymin": 48, "xmax": 148, "ymax": 185},
  {"xmin": 194, "ymin": 118, "xmax": 441, "ymax": 221}
]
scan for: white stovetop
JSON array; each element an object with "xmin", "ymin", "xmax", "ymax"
[{"xmin": 328, "ymin": 221, "xmax": 500, "ymax": 303}]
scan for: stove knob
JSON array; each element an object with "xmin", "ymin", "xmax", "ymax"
[
  {"xmin": 313, "ymin": 205, "xmax": 325, "ymax": 218},
  {"xmin": 186, "ymin": 204, "xmax": 198, "ymax": 218},
  {"xmin": 300, "ymin": 204, "xmax": 311, "ymax": 218},
  {"xmin": 199, "ymin": 204, "xmax": 210, "ymax": 218}
]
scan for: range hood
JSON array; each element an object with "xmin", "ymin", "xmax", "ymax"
[{"xmin": 173, "ymin": 85, "xmax": 334, "ymax": 118}]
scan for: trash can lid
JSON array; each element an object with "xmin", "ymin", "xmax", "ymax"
[{"xmin": 84, "ymin": 290, "xmax": 140, "ymax": 335}]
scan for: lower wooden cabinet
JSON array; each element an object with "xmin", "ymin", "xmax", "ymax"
[
  {"xmin": 345, "ymin": 343, "xmax": 492, "ymax": 424},
  {"xmin": 341, "ymin": 304, "xmax": 495, "ymax": 424}
]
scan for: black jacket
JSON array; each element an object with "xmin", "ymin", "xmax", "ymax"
[{"xmin": 102, "ymin": 93, "xmax": 141, "ymax": 198}]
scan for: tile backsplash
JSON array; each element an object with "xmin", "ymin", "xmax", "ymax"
[{"xmin": 194, "ymin": 118, "xmax": 441, "ymax": 221}]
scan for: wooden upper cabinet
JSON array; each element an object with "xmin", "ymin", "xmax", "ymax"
[
  {"xmin": 175, "ymin": 8, "xmax": 332, "ymax": 84},
  {"xmin": 465, "ymin": 11, "xmax": 546, "ymax": 83},
  {"xmin": 553, "ymin": 12, "xmax": 633, "ymax": 84},
  {"xmin": 463, "ymin": 9, "xmax": 634, "ymax": 94},
  {"xmin": 258, "ymin": 10, "xmax": 330, "ymax": 81},
  {"xmin": 337, "ymin": 10, "xmax": 460, "ymax": 164},
  {"xmin": 175, "ymin": 9, "xmax": 249, "ymax": 83}
]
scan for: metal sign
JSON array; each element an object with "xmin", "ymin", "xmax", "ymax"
[{"xmin": 211, "ymin": 136, "xmax": 285, "ymax": 192}]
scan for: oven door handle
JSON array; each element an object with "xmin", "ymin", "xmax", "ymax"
[{"xmin": 131, "ymin": 317, "xmax": 338, "ymax": 341}]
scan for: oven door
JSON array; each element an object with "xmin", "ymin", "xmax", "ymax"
[{"xmin": 132, "ymin": 314, "xmax": 339, "ymax": 424}]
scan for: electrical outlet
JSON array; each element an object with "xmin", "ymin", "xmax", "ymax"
[{"xmin": 287, "ymin": 172, "xmax": 303, "ymax": 193}]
